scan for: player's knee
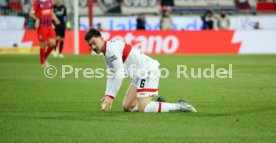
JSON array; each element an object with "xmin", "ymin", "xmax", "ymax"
[
  {"xmin": 40, "ymin": 42, "xmax": 47, "ymax": 48},
  {"xmin": 49, "ymin": 39, "xmax": 56, "ymax": 47},
  {"xmin": 122, "ymin": 104, "xmax": 132, "ymax": 112},
  {"xmin": 51, "ymin": 41, "xmax": 56, "ymax": 47}
]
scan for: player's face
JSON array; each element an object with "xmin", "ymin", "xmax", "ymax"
[
  {"xmin": 55, "ymin": 0, "xmax": 62, "ymax": 5},
  {"xmin": 88, "ymin": 37, "xmax": 104, "ymax": 54}
]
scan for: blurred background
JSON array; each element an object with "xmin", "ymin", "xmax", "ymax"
[{"xmin": 0, "ymin": 0, "xmax": 276, "ymax": 55}]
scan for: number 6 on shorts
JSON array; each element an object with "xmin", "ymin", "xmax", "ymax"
[{"xmin": 140, "ymin": 79, "xmax": 146, "ymax": 88}]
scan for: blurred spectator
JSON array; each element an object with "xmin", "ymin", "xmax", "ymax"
[
  {"xmin": 0, "ymin": 1, "xmax": 6, "ymax": 15},
  {"xmin": 0, "ymin": 0, "xmax": 10, "ymax": 15},
  {"xmin": 201, "ymin": 10, "xmax": 214, "ymax": 30},
  {"xmin": 0, "ymin": 1, "xmax": 6, "ymax": 6},
  {"xmin": 13, "ymin": 43, "xmax": 18, "ymax": 47},
  {"xmin": 160, "ymin": 10, "xmax": 173, "ymax": 30},
  {"xmin": 235, "ymin": 0, "xmax": 250, "ymax": 10},
  {"xmin": 253, "ymin": 22, "xmax": 260, "ymax": 29},
  {"xmin": 25, "ymin": 9, "xmax": 35, "ymax": 29},
  {"xmin": 7, "ymin": 0, "xmax": 22, "ymax": 13},
  {"xmin": 97, "ymin": 23, "xmax": 103, "ymax": 31},
  {"xmin": 218, "ymin": 10, "xmax": 230, "ymax": 30},
  {"xmin": 22, "ymin": 0, "xmax": 32, "ymax": 14},
  {"xmin": 136, "ymin": 13, "xmax": 146, "ymax": 30},
  {"xmin": 66, "ymin": 20, "xmax": 72, "ymax": 29}
]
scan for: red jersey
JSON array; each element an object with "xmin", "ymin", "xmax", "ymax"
[{"xmin": 31, "ymin": 0, "xmax": 53, "ymax": 27}]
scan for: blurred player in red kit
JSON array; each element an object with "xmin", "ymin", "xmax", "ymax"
[{"xmin": 29, "ymin": 0, "xmax": 60, "ymax": 67}]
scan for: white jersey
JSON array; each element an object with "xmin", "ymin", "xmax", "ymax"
[{"xmin": 103, "ymin": 40, "xmax": 160, "ymax": 98}]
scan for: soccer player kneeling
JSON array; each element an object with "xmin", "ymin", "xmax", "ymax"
[{"xmin": 84, "ymin": 28, "xmax": 197, "ymax": 113}]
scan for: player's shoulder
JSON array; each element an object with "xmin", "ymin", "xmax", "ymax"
[
  {"xmin": 107, "ymin": 39, "xmax": 125, "ymax": 45},
  {"xmin": 105, "ymin": 40, "xmax": 125, "ymax": 57},
  {"xmin": 106, "ymin": 39, "xmax": 125, "ymax": 50}
]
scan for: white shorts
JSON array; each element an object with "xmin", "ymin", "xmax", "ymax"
[{"xmin": 131, "ymin": 69, "xmax": 160, "ymax": 98}]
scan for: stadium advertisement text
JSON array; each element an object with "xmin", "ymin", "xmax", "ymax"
[
  {"xmin": 174, "ymin": 0, "xmax": 237, "ymax": 7},
  {"xmin": 0, "ymin": 30, "xmax": 276, "ymax": 55},
  {"xmin": 81, "ymin": 16, "xmax": 276, "ymax": 31},
  {"xmin": 2, "ymin": 15, "xmax": 276, "ymax": 31}
]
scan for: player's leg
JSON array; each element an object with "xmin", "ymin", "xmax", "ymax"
[
  {"xmin": 58, "ymin": 29, "xmax": 65, "ymax": 58},
  {"xmin": 135, "ymin": 71, "xmax": 174, "ymax": 112},
  {"xmin": 137, "ymin": 92, "xmax": 197, "ymax": 112},
  {"xmin": 44, "ymin": 38, "xmax": 56, "ymax": 59},
  {"xmin": 137, "ymin": 96, "xmax": 152, "ymax": 112},
  {"xmin": 58, "ymin": 38, "xmax": 64, "ymax": 58},
  {"xmin": 59, "ymin": 39, "xmax": 64, "ymax": 57},
  {"xmin": 37, "ymin": 27, "xmax": 49, "ymax": 66},
  {"xmin": 136, "ymin": 70, "xmax": 197, "ymax": 113},
  {"xmin": 122, "ymin": 85, "xmax": 138, "ymax": 112},
  {"xmin": 44, "ymin": 29, "xmax": 57, "ymax": 60},
  {"xmin": 137, "ymin": 96, "xmax": 181, "ymax": 112},
  {"xmin": 53, "ymin": 36, "xmax": 61, "ymax": 57},
  {"xmin": 39, "ymin": 41, "xmax": 48, "ymax": 66}
]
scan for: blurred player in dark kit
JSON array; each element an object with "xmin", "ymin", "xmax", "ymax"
[{"xmin": 53, "ymin": 0, "xmax": 67, "ymax": 58}]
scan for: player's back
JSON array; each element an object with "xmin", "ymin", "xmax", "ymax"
[{"xmin": 104, "ymin": 40, "xmax": 160, "ymax": 77}]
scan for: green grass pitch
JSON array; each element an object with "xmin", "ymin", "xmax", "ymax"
[{"xmin": 0, "ymin": 54, "xmax": 275, "ymax": 143}]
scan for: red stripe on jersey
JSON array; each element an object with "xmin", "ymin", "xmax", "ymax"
[
  {"xmin": 158, "ymin": 102, "xmax": 162, "ymax": 112},
  {"xmin": 103, "ymin": 41, "xmax": 107, "ymax": 56},
  {"xmin": 122, "ymin": 44, "xmax": 132, "ymax": 63},
  {"xmin": 137, "ymin": 88, "xmax": 158, "ymax": 93},
  {"xmin": 106, "ymin": 95, "xmax": 114, "ymax": 99}
]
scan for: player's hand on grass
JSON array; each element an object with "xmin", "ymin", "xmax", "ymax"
[
  {"xmin": 101, "ymin": 96, "xmax": 114, "ymax": 112},
  {"xmin": 35, "ymin": 19, "xmax": 40, "ymax": 29}
]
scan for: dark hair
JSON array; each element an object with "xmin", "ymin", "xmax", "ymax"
[{"xmin": 84, "ymin": 28, "xmax": 102, "ymax": 41}]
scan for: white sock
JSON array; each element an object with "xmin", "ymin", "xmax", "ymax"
[{"xmin": 144, "ymin": 101, "xmax": 181, "ymax": 112}]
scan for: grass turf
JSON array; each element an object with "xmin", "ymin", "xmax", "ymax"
[{"xmin": 0, "ymin": 54, "xmax": 275, "ymax": 143}]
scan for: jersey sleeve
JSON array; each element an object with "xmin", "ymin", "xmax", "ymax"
[
  {"xmin": 64, "ymin": 6, "xmax": 67, "ymax": 17},
  {"xmin": 31, "ymin": 0, "xmax": 38, "ymax": 14},
  {"xmin": 104, "ymin": 60, "xmax": 115, "ymax": 97},
  {"xmin": 104, "ymin": 45, "xmax": 125, "ymax": 98}
]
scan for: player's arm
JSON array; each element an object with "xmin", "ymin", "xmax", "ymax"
[
  {"xmin": 29, "ymin": 0, "xmax": 39, "ymax": 29},
  {"xmin": 105, "ymin": 65, "xmax": 115, "ymax": 97},
  {"xmin": 52, "ymin": 10, "xmax": 60, "ymax": 25},
  {"xmin": 102, "ymin": 52, "xmax": 125, "ymax": 112},
  {"xmin": 101, "ymin": 64, "xmax": 115, "ymax": 112},
  {"xmin": 64, "ymin": 6, "xmax": 68, "ymax": 29},
  {"xmin": 29, "ymin": 10, "xmax": 38, "ymax": 21},
  {"xmin": 64, "ymin": 6, "xmax": 67, "ymax": 22}
]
